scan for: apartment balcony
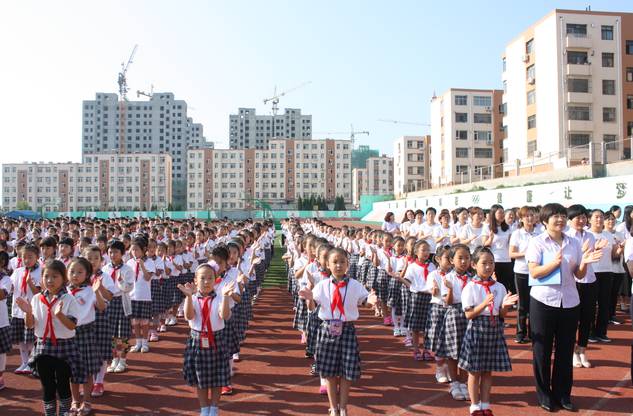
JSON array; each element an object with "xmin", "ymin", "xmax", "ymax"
[
  {"xmin": 567, "ymin": 119, "xmax": 593, "ymax": 131},
  {"xmin": 566, "ymin": 92, "xmax": 593, "ymax": 104},
  {"xmin": 566, "ymin": 63, "xmax": 591, "ymax": 76},
  {"xmin": 566, "ymin": 33, "xmax": 592, "ymax": 49}
]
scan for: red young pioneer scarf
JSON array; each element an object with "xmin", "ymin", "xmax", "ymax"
[
  {"xmin": 91, "ymin": 270, "xmax": 103, "ymax": 285},
  {"xmin": 21, "ymin": 268, "xmax": 30, "ymax": 295},
  {"xmin": 40, "ymin": 294, "xmax": 59, "ymax": 345},
  {"xmin": 330, "ymin": 279, "xmax": 347, "ymax": 318},
  {"xmin": 198, "ymin": 294, "xmax": 216, "ymax": 350},
  {"xmin": 135, "ymin": 261, "xmax": 141, "ymax": 281},
  {"xmin": 415, "ymin": 260, "xmax": 430, "ymax": 282},
  {"xmin": 474, "ymin": 278, "xmax": 496, "ymax": 324},
  {"xmin": 456, "ymin": 273, "xmax": 469, "ymax": 289}
]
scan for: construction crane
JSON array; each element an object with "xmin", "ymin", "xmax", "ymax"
[
  {"xmin": 136, "ymin": 84, "xmax": 154, "ymax": 99},
  {"xmin": 377, "ymin": 118, "xmax": 431, "ymax": 127},
  {"xmin": 313, "ymin": 124, "xmax": 369, "ymax": 148},
  {"xmin": 117, "ymin": 45, "xmax": 138, "ymax": 154},
  {"xmin": 263, "ymin": 81, "xmax": 311, "ymax": 116}
]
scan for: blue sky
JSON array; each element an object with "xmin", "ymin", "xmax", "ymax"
[{"xmin": 0, "ymin": 0, "xmax": 630, "ymax": 166}]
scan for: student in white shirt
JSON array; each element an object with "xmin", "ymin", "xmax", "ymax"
[
  {"xmin": 0, "ymin": 252, "xmax": 12, "ymax": 391},
  {"xmin": 604, "ymin": 212, "xmax": 626, "ymax": 324},
  {"xmin": 15, "ymin": 260, "xmax": 81, "ymax": 416},
  {"xmin": 147, "ymin": 240, "xmax": 165, "ymax": 342},
  {"xmin": 126, "ymin": 237, "xmax": 156, "ymax": 354},
  {"xmin": 482, "ymin": 204, "xmax": 514, "ymax": 294}
]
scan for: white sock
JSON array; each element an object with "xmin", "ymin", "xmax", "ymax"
[
  {"xmin": 142, "ymin": 338, "xmax": 148, "ymax": 346},
  {"xmin": 95, "ymin": 362, "xmax": 107, "ymax": 383},
  {"xmin": 135, "ymin": 338, "xmax": 142, "ymax": 347},
  {"xmin": 18, "ymin": 343, "xmax": 30, "ymax": 365},
  {"xmin": 320, "ymin": 377, "xmax": 326, "ymax": 386},
  {"xmin": 0, "ymin": 353, "xmax": 6, "ymax": 372},
  {"xmin": 209, "ymin": 406, "xmax": 219, "ymax": 416},
  {"xmin": 480, "ymin": 402, "xmax": 489, "ymax": 410},
  {"xmin": 469, "ymin": 403, "xmax": 481, "ymax": 413},
  {"xmin": 230, "ymin": 358, "xmax": 235, "ymax": 376},
  {"xmin": 119, "ymin": 358, "xmax": 126, "ymax": 365},
  {"xmin": 391, "ymin": 310, "xmax": 398, "ymax": 326},
  {"xmin": 200, "ymin": 406, "xmax": 210, "ymax": 416}
]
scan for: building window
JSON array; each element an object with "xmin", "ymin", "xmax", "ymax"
[
  {"xmin": 473, "ymin": 131, "xmax": 491, "ymax": 142},
  {"xmin": 601, "ymin": 25, "xmax": 614, "ymax": 40},
  {"xmin": 602, "ymin": 52, "xmax": 614, "ymax": 67},
  {"xmin": 566, "ymin": 23, "xmax": 587, "ymax": 36},
  {"xmin": 603, "ymin": 107, "xmax": 616, "ymax": 122},
  {"xmin": 627, "ymin": 95, "xmax": 633, "ymax": 110},
  {"xmin": 602, "ymin": 80, "xmax": 616, "ymax": 95},
  {"xmin": 568, "ymin": 78, "xmax": 589, "ymax": 93},
  {"xmin": 627, "ymin": 68, "xmax": 633, "ymax": 82},
  {"xmin": 455, "ymin": 148, "xmax": 469, "ymax": 158},
  {"xmin": 527, "ymin": 140, "xmax": 537, "ymax": 156},
  {"xmin": 454, "ymin": 95, "xmax": 467, "ymax": 106},
  {"xmin": 456, "ymin": 165, "xmax": 468, "ymax": 174},
  {"xmin": 628, "ymin": 41, "xmax": 633, "ymax": 55},
  {"xmin": 568, "ymin": 106, "xmax": 591, "ymax": 121},
  {"xmin": 473, "ymin": 113, "xmax": 491, "ymax": 124},
  {"xmin": 567, "ymin": 51, "xmax": 588, "ymax": 65},
  {"xmin": 569, "ymin": 133, "xmax": 590, "ymax": 146},
  {"xmin": 604, "ymin": 134, "xmax": 618, "ymax": 150},
  {"xmin": 527, "ymin": 90, "xmax": 536, "ymax": 105},
  {"xmin": 455, "ymin": 130, "xmax": 468, "ymax": 140},
  {"xmin": 526, "ymin": 64, "xmax": 535, "ymax": 80},
  {"xmin": 455, "ymin": 113, "xmax": 468, "ymax": 123},
  {"xmin": 474, "ymin": 148, "xmax": 493, "ymax": 158},
  {"xmin": 526, "ymin": 38, "xmax": 534, "ymax": 54},
  {"xmin": 502, "ymin": 57, "xmax": 506, "ymax": 72},
  {"xmin": 473, "ymin": 96, "xmax": 491, "ymax": 107},
  {"xmin": 527, "ymin": 115, "xmax": 536, "ymax": 129}
]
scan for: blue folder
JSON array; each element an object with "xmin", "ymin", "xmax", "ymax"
[{"xmin": 528, "ymin": 250, "xmax": 561, "ymax": 286}]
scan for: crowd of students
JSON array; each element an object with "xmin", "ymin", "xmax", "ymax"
[
  {"xmin": 281, "ymin": 203, "xmax": 632, "ymax": 416},
  {"xmin": 0, "ymin": 217, "xmax": 275, "ymax": 416}
]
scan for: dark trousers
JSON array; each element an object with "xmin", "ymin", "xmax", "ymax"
[
  {"xmin": 610, "ymin": 272, "xmax": 625, "ymax": 318},
  {"xmin": 592, "ymin": 272, "xmax": 613, "ymax": 337},
  {"xmin": 576, "ymin": 281, "xmax": 597, "ymax": 347},
  {"xmin": 36, "ymin": 355, "xmax": 72, "ymax": 402},
  {"xmin": 515, "ymin": 273, "xmax": 531, "ymax": 339},
  {"xmin": 530, "ymin": 298, "xmax": 579, "ymax": 406},
  {"xmin": 496, "ymin": 262, "xmax": 515, "ymax": 294}
]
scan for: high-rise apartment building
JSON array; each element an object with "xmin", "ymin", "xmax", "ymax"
[
  {"xmin": 229, "ymin": 108, "xmax": 312, "ymax": 149},
  {"xmin": 393, "ymin": 135, "xmax": 431, "ymax": 196}
]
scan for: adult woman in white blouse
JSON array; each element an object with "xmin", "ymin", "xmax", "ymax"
[
  {"xmin": 459, "ymin": 207, "xmax": 485, "ymax": 253},
  {"xmin": 399, "ymin": 210, "xmax": 415, "ymax": 237},
  {"xmin": 482, "ymin": 204, "xmax": 514, "ymax": 294},
  {"xmin": 526, "ymin": 203, "xmax": 602, "ymax": 412},
  {"xmin": 381, "ymin": 212, "xmax": 400, "ymax": 234}
]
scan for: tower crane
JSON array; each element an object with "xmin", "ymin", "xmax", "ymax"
[
  {"xmin": 313, "ymin": 124, "xmax": 369, "ymax": 149},
  {"xmin": 117, "ymin": 45, "xmax": 138, "ymax": 154},
  {"xmin": 377, "ymin": 118, "xmax": 431, "ymax": 127},
  {"xmin": 263, "ymin": 81, "xmax": 312, "ymax": 116},
  {"xmin": 136, "ymin": 84, "xmax": 154, "ymax": 99}
]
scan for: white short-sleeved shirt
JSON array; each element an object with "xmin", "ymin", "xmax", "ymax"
[
  {"xmin": 509, "ymin": 227, "xmax": 540, "ymax": 274},
  {"xmin": 170, "ymin": 255, "xmax": 183, "ymax": 277},
  {"xmin": 0, "ymin": 274, "xmax": 12, "ymax": 328},
  {"xmin": 9, "ymin": 256, "xmax": 23, "ymax": 273},
  {"xmin": 461, "ymin": 278, "xmax": 507, "ymax": 316},
  {"xmin": 301, "ymin": 261, "xmax": 320, "ymax": 289},
  {"xmin": 588, "ymin": 230, "xmax": 614, "ymax": 273},
  {"xmin": 391, "ymin": 255, "xmax": 408, "ymax": 275},
  {"xmin": 10, "ymin": 265, "xmax": 42, "ymax": 319},
  {"xmin": 182, "ymin": 250, "xmax": 194, "ymax": 273},
  {"xmin": 460, "ymin": 224, "xmax": 486, "ymax": 253},
  {"xmin": 31, "ymin": 290, "xmax": 80, "ymax": 339},
  {"xmin": 566, "ymin": 229, "xmax": 596, "ymax": 284},
  {"xmin": 127, "ymin": 258, "xmax": 156, "ymax": 301},
  {"xmin": 425, "ymin": 269, "xmax": 447, "ymax": 305},
  {"xmin": 69, "ymin": 285, "xmax": 96, "ymax": 326},
  {"xmin": 434, "ymin": 226, "xmax": 452, "ymax": 249},
  {"xmin": 440, "ymin": 270, "xmax": 471, "ymax": 304},
  {"xmin": 101, "ymin": 263, "xmax": 135, "ymax": 297},
  {"xmin": 409, "ymin": 221, "xmax": 424, "ymax": 237},
  {"xmin": 187, "ymin": 293, "xmax": 226, "ymax": 332},
  {"xmin": 405, "ymin": 261, "xmax": 437, "ymax": 293},
  {"xmin": 149, "ymin": 256, "xmax": 165, "ymax": 280},
  {"xmin": 312, "ymin": 277, "xmax": 369, "ymax": 322},
  {"xmin": 377, "ymin": 249, "xmax": 391, "ymax": 270},
  {"xmin": 450, "ymin": 222, "xmax": 467, "ymax": 240},
  {"xmin": 481, "ymin": 225, "xmax": 512, "ymax": 263},
  {"xmin": 610, "ymin": 230, "xmax": 626, "ymax": 274},
  {"xmin": 623, "ymin": 238, "xmax": 633, "ymax": 293},
  {"xmin": 382, "ymin": 221, "xmax": 400, "ymax": 233},
  {"xmin": 400, "ymin": 221, "xmax": 412, "ymax": 236},
  {"xmin": 193, "ymin": 244, "xmax": 207, "ymax": 262},
  {"xmin": 525, "ymin": 232, "xmax": 582, "ymax": 308},
  {"xmin": 420, "ymin": 223, "xmax": 441, "ymax": 253}
]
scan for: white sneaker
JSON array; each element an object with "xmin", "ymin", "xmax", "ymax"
[
  {"xmin": 129, "ymin": 344, "xmax": 142, "ymax": 353},
  {"xmin": 106, "ymin": 358, "xmax": 120, "ymax": 373},
  {"xmin": 232, "ymin": 353, "xmax": 240, "ymax": 362},
  {"xmin": 113, "ymin": 359, "xmax": 127, "ymax": 373},
  {"xmin": 460, "ymin": 383, "xmax": 470, "ymax": 400},
  {"xmin": 579, "ymin": 353, "xmax": 592, "ymax": 368},
  {"xmin": 449, "ymin": 383, "xmax": 465, "ymax": 400},
  {"xmin": 14, "ymin": 363, "xmax": 27, "ymax": 374},
  {"xmin": 435, "ymin": 367, "xmax": 449, "ymax": 383},
  {"xmin": 140, "ymin": 344, "xmax": 149, "ymax": 353},
  {"xmin": 573, "ymin": 352, "xmax": 582, "ymax": 368},
  {"xmin": 158, "ymin": 324, "xmax": 167, "ymax": 332}
]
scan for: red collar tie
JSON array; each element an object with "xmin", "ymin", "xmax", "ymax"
[
  {"xmin": 21, "ymin": 268, "xmax": 30, "ymax": 295},
  {"xmin": 474, "ymin": 278, "xmax": 496, "ymax": 323},
  {"xmin": 40, "ymin": 295, "xmax": 59, "ymax": 345},
  {"xmin": 456, "ymin": 274, "xmax": 469, "ymax": 289},
  {"xmin": 331, "ymin": 280, "xmax": 347, "ymax": 318},
  {"xmin": 199, "ymin": 295, "xmax": 216, "ymax": 350}
]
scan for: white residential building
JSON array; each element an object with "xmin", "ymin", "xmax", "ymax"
[
  {"xmin": 365, "ymin": 156, "xmax": 394, "ymax": 196},
  {"xmin": 229, "ymin": 108, "xmax": 312, "ymax": 149},
  {"xmin": 393, "ymin": 135, "xmax": 430, "ymax": 196},
  {"xmin": 502, "ymin": 9, "xmax": 633, "ymax": 175}
]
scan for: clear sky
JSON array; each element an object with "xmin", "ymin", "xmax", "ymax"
[{"xmin": 0, "ymin": 0, "xmax": 630, "ymax": 167}]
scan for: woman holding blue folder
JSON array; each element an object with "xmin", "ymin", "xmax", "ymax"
[{"xmin": 525, "ymin": 203, "xmax": 603, "ymax": 413}]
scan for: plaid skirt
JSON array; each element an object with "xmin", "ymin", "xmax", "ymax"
[
  {"xmin": 424, "ymin": 303, "xmax": 447, "ymax": 353},
  {"xmin": 458, "ymin": 315, "xmax": 512, "ymax": 373},
  {"xmin": 150, "ymin": 280, "xmax": 162, "ymax": 316},
  {"xmin": 435, "ymin": 303, "xmax": 468, "ymax": 360},
  {"xmin": 131, "ymin": 300, "xmax": 152, "ymax": 321},
  {"xmin": 387, "ymin": 278, "xmax": 403, "ymax": 315},
  {"xmin": 315, "ymin": 321, "xmax": 361, "ymax": 381},
  {"xmin": 357, "ymin": 260, "xmax": 369, "ymax": 287},
  {"xmin": 29, "ymin": 337, "xmax": 86, "ymax": 384},
  {"xmin": 75, "ymin": 323, "xmax": 102, "ymax": 381},
  {"xmin": 167, "ymin": 276, "xmax": 181, "ymax": 308},
  {"xmin": 236, "ymin": 295, "xmax": 250, "ymax": 343},
  {"xmin": 255, "ymin": 263, "xmax": 266, "ymax": 286},
  {"xmin": 108, "ymin": 297, "xmax": 131, "ymax": 339},
  {"xmin": 366, "ymin": 265, "xmax": 379, "ymax": 292},
  {"xmin": 306, "ymin": 305, "xmax": 322, "ymax": 356},
  {"xmin": 348, "ymin": 254, "xmax": 359, "ymax": 280},
  {"xmin": 293, "ymin": 298, "xmax": 309, "ymax": 332},
  {"xmin": 0, "ymin": 325, "xmax": 12, "ymax": 353},
  {"xmin": 287, "ymin": 266, "xmax": 294, "ymax": 293},
  {"xmin": 374, "ymin": 269, "xmax": 390, "ymax": 303},
  {"xmin": 183, "ymin": 329, "xmax": 231, "ymax": 388},
  {"xmin": 94, "ymin": 308, "xmax": 112, "ymax": 362},
  {"xmin": 401, "ymin": 287, "xmax": 413, "ymax": 328},
  {"xmin": 10, "ymin": 317, "xmax": 35, "ymax": 345},
  {"xmin": 408, "ymin": 292, "xmax": 431, "ymax": 332}
]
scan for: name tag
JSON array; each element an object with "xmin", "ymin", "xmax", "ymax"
[
  {"xmin": 328, "ymin": 319, "xmax": 343, "ymax": 337},
  {"xmin": 200, "ymin": 336, "xmax": 210, "ymax": 349}
]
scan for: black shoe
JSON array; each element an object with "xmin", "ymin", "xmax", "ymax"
[
  {"xmin": 514, "ymin": 337, "xmax": 529, "ymax": 344},
  {"xmin": 609, "ymin": 318, "xmax": 622, "ymax": 325},
  {"xmin": 587, "ymin": 336, "xmax": 599, "ymax": 343},
  {"xmin": 597, "ymin": 336, "xmax": 612, "ymax": 343},
  {"xmin": 539, "ymin": 402, "xmax": 556, "ymax": 412},
  {"xmin": 304, "ymin": 351, "xmax": 314, "ymax": 359},
  {"xmin": 559, "ymin": 399, "xmax": 577, "ymax": 412}
]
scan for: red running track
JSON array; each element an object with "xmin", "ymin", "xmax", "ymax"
[{"xmin": 1, "ymin": 286, "xmax": 631, "ymax": 415}]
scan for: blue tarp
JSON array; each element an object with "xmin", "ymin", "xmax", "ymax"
[{"xmin": 3, "ymin": 210, "xmax": 42, "ymax": 220}]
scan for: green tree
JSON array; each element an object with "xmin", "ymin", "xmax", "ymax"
[
  {"xmin": 297, "ymin": 196, "xmax": 303, "ymax": 210},
  {"xmin": 352, "ymin": 145, "xmax": 379, "ymax": 169},
  {"xmin": 334, "ymin": 195, "xmax": 346, "ymax": 211},
  {"xmin": 16, "ymin": 200, "xmax": 31, "ymax": 210}
]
